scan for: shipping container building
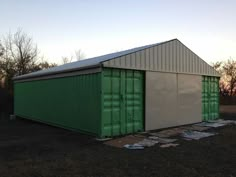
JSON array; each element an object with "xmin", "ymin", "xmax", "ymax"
[{"xmin": 14, "ymin": 39, "xmax": 220, "ymax": 137}]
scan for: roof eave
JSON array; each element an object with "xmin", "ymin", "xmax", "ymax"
[{"xmin": 13, "ymin": 63, "xmax": 102, "ymax": 81}]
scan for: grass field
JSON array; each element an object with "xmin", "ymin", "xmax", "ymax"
[{"xmin": 0, "ymin": 106, "xmax": 235, "ymax": 177}]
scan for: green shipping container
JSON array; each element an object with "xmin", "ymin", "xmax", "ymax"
[
  {"xmin": 14, "ymin": 68, "xmax": 144, "ymax": 137},
  {"xmin": 202, "ymin": 76, "xmax": 219, "ymax": 121},
  {"xmin": 14, "ymin": 73, "xmax": 102, "ymax": 135},
  {"xmin": 101, "ymin": 68, "xmax": 144, "ymax": 137}
]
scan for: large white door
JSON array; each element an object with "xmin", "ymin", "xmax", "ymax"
[{"xmin": 145, "ymin": 72, "xmax": 202, "ymax": 131}]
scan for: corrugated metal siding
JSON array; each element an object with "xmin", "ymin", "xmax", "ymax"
[
  {"xmin": 202, "ymin": 76, "xmax": 220, "ymax": 121},
  {"xmin": 101, "ymin": 68, "xmax": 144, "ymax": 137},
  {"xmin": 103, "ymin": 40, "xmax": 220, "ymax": 77},
  {"xmin": 14, "ymin": 73, "xmax": 101, "ymax": 135}
]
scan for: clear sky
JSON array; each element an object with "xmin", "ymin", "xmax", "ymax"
[{"xmin": 0, "ymin": 0, "xmax": 236, "ymax": 64}]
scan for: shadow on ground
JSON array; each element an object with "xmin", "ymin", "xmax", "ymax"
[{"xmin": 0, "ymin": 106, "xmax": 235, "ymax": 177}]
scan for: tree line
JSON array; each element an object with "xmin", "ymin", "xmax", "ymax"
[
  {"xmin": 0, "ymin": 29, "xmax": 85, "ymax": 95},
  {"xmin": 1, "ymin": 29, "xmax": 236, "ymax": 97},
  {"xmin": 0, "ymin": 29, "xmax": 57, "ymax": 94},
  {"xmin": 213, "ymin": 59, "xmax": 236, "ymax": 96}
]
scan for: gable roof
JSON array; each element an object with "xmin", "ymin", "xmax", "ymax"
[
  {"xmin": 103, "ymin": 39, "xmax": 220, "ymax": 77},
  {"xmin": 14, "ymin": 40, "xmax": 169, "ymax": 81},
  {"xmin": 14, "ymin": 39, "xmax": 219, "ymax": 81}
]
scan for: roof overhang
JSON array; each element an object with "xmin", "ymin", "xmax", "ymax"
[{"xmin": 14, "ymin": 64, "xmax": 101, "ymax": 83}]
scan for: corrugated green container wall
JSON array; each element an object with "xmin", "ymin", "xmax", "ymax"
[
  {"xmin": 14, "ymin": 73, "xmax": 101, "ymax": 135},
  {"xmin": 202, "ymin": 76, "xmax": 219, "ymax": 121},
  {"xmin": 101, "ymin": 68, "xmax": 144, "ymax": 137}
]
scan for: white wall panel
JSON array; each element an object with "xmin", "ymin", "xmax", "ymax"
[{"xmin": 145, "ymin": 71, "xmax": 202, "ymax": 130}]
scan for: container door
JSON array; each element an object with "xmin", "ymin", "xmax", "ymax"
[
  {"xmin": 210, "ymin": 77, "xmax": 219, "ymax": 119},
  {"xmin": 202, "ymin": 76, "xmax": 209, "ymax": 120},
  {"xmin": 202, "ymin": 76, "xmax": 219, "ymax": 121},
  {"xmin": 101, "ymin": 68, "xmax": 144, "ymax": 137},
  {"xmin": 124, "ymin": 70, "xmax": 144, "ymax": 134}
]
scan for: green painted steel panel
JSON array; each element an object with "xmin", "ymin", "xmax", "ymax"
[
  {"xmin": 14, "ymin": 73, "xmax": 101, "ymax": 135},
  {"xmin": 101, "ymin": 68, "xmax": 144, "ymax": 137},
  {"xmin": 202, "ymin": 76, "xmax": 219, "ymax": 121}
]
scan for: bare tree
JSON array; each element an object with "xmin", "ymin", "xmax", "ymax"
[
  {"xmin": 0, "ymin": 41, "xmax": 4, "ymax": 85},
  {"xmin": 61, "ymin": 56, "xmax": 73, "ymax": 64},
  {"xmin": 0, "ymin": 41, "xmax": 3, "ymax": 57},
  {"xmin": 0, "ymin": 39, "xmax": 16, "ymax": 92},
  {"xmin": 30, "ymin": 60, "xmax": 57, "ymax": 71},
  {"xmin": 0, "ymin": 29, "xmax": 56, "ymax": 93},
  {"xmin": 213, "ymin": 59, "xmax": 236, "ymax": 96},
  {"xmin": 0, "ymin": 29, "xmax": 39, "ymax": 75},
  {"xmin": 38, "ymin": 61, "xmax": 57, "ymax": 69},
  {"xmin": 75, "ymin": 49, "xmax": 85, "ymax": 61},
  {"xmin": 212, "ymin": 61, "xmax": 223, "ymax": 74},
  {"xmin": 222, "ymin": 59, "xmax": 236, "ymax": 96},
  {"xmin": 61, "ymin": 49, "xmax": 85, "ymax": 64}
]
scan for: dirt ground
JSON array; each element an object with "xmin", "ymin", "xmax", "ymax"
[{"xmin": 0, "ymin": 106, "xmax": 236, "ymax": 177}]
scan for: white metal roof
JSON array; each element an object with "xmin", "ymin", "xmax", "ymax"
[
  {"xmin": 14, "ymin": 41, "xmax": 163, "ymax": 80},
  {"xmin": 14, "ymin": 38, "xmax": 220, "ymax": 81}
]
